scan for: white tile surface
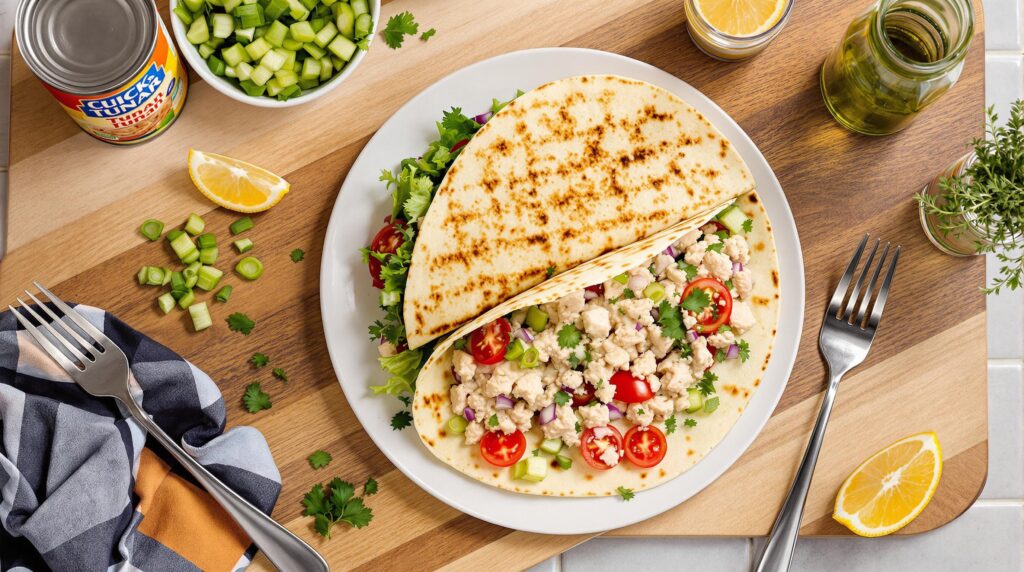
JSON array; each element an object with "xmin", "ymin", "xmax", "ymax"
[
  {"xmin": 985, "ymin": 54, "xmax": 1024, "ymax": 122},
  {"xmin": 982, "ymin": 364, "xmax": 1024, "ymax": 499},
  {"xmin": 525, "ymin": 556, "xmax": 559, "ymax": 572},
  {"xmin": 983, "ymin": 0, "xmax": 1024, "ymax": 51},
  {"xmin": 562, "ymin": 538, "xmax": 750, "ymax": 572},
  {"xmin": 754, "ymin": 505, "xmax": 1024, "ymax": 571}
]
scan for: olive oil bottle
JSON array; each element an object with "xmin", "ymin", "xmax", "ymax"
[{"xmin": 820, "ymin": 0, "xmax": 973, "ymax": 136}]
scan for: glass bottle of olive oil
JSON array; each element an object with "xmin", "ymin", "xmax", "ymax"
[{"xmin": 820, "ymin": 0, "xmax": 974, "ymax": 136}]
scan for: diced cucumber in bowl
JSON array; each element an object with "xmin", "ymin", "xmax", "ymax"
[{"xmin": 172, "ymin": 0, "xmax": 376, "ymax": 103}]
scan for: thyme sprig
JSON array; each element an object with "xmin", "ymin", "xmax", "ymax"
[{"xmin": 916, "ymin": 102, "xmax": 1024, "ymax": 294}]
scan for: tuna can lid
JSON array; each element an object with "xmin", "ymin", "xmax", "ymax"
[{"xmin": 16, "ymin": 0, "xmax": 157, "ymax": 95}]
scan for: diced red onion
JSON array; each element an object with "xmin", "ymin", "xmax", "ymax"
[
  {"xmin": 635, "ymin": 322, "xmax": 643, "ymax": 331},
  {"xmin": 727, "ymin": 344, "xmax": 740, "ymax": 359},
  {"xmin": 474, "ymin": 111, "xmax": 493, "ymax": 124},
  {"xmin": 539, "ymin": 403, "xmax": 556, "ymax": 425},
  {"xmin": 516, "ymin": 328, "xmax": 534, "ymax": 343},
  {"xmin": 584, "ymin": 289, "xmax": 599, "ymax": 301},
  {"xmin": 733, "ymin": 262, "xmax": 743, "ymax": 274},
  {"xmin": 628, "ymin": 274, "xmax": 647, "ymax": 292},
  {"xmin": 663, "ymin": 246, "xmax": 676, "ymax": 258},
  {"xmin": 688, "ymin": 331, "xmax": 699, "ymax": 342},
  {"xmin": 607, "ymin": 403, "xmax": 623, "ymax": 420},
  {"xmin": 495, "ymin": 395, "xmax": 514, "ymax": 409},
  {"xmin": 450, "ymin": 366, "xmax": 461, "ymax": 384},
  {"xmin": 463, "ymin": 407, "xmax": 476, "ymax": 422}
]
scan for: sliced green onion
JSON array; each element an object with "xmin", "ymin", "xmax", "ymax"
[
  {"xmin": 147, "ymin": 266, "xmax": 166, "ymax": 285},
  {"xmin": 136, "ymin": 267, "xmax": 148, "ymax": 285},
  {"xmin": 170, "ymin": 271, "xmax": 186, "ymax": 291},
  {"xmin": 184, "ymin": 213, "xmax": 206, "ymax": 236},
  {"xmin": 181, "ymin": 249, "xmax": 200, "ymax": 264},
  {"xmin": 327, "ymin": 34, "xmax": 356, "ymax": 61},
  {"xmin": 235, "ymin": 256, "xmax": 264, "ymax": 280},
  {"xmin": 166, "ymin": 229, "xmax": 185, "ymax": 242},
  {"xmin": 233, "ymin": 238, "xmax": 254, "ymax": 253},
  {"xmin": 555, "ymin": 454, "xmax": 573, "ymax": 470},
  {"xmin": 188, "ymin": 302, "xmax": 213, "ymax": 331},
  {"xmin": 505, "ymin": 338, "xmax": 526, "ymax": 361},
  {"xmin": 157, "ymin": 292, "xmax": 176, "ymax": 314},
  {"xmin": 264, "ymin": 0, "xmax": 289, "ymax": 20},
  {"xmin": 525, "ymin": 306, "xmax": 549, "ymax": 332},
  {"xmin": 177, "ymin": 289, "xmax": 196, "ymax": 309},
  {"xmin": 196, "ymin": 266, "xmax": 224, "ymax": 291},
  {"xmin": 520, "ymin": 347, "xmax": 540, "ymax": 369},
  {"xmin": 264, "ymin": 20, "xmax": 288, "ymax": 47},
  {"xmin": 313, "ymin": 21, "xmax": 337, "ymax": 47},
  {"xmin": 290, "ymin": 21, "xmax": 316, "ymax": 42},
  {"xmin": 199, "ymin": 247, "xmax": 219, "ymax": 265},
  {"xmin": 234, "ymin": 3, "xmax": 265, "ymax": 28},
  {"xmin": 447, "ymin": 416, "xmax": 468, "ymax": 434},
  {"xmin": 379, "ymin": 290, "xmax": 400, "ymax": 307},
  {"xmin": 613, "ymin": 273, "xmax": 629, "ymax": 285},
  {"xmin": 215, "ymin": 285, "xmax": 234, "ymax": 302},
  {"xmin": 335, "ymin": 2, "xmax": 354, "ymax": 37},
  {"xmin": 643, "ymin": 282, "xmax": 666, "ymax": 303},
  {"xmin": 196, "ymin": 233, "xmax": 217, "ymax": 250},
  {"xmin": 350, "ymin": 0, "xmax": 369, "ymax": 16},
  {"xmin": 230, "ymin": 216, "xmax": 254, "ymax": 235},
  {"xmin": 140, "ymin": 219, "xmax": 165, "ymax": 241}
]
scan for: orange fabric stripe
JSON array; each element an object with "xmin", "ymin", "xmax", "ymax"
[{"xmin": 134, "ymin": 448, "xmax": 252, "ymax": 571}]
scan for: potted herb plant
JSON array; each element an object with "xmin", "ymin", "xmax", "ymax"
[{"xmin": 917, "ymin": 101, "xmax": 1024, "ymax": 293}]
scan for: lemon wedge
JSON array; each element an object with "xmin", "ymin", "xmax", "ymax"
[
  {"xmin": 694, "ymin": 0, "xmax": 788, "ymax": 36},
  {"xmin": 833, "ymin": 431, "xmax": 942, "ymax": 537},
  {"xmin": 188, "ymin": 149, "xmax": 290, "ymax": 213}
]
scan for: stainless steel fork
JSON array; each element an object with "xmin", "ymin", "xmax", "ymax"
[
  {"xmin": 753, "ymin": 235, "xmax": 900, "ymax": 572},
  {"xmin": 9, "ymin": 282, "xmax": 329, "ymax": 572}
]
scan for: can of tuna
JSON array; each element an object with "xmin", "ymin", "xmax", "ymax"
[{"xmin": 15, "ymin": 0, "xmax": 188, "ymax": 145}]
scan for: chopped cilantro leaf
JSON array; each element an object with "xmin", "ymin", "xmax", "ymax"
[
  {"xmin": 682, "ymin": 289, "xmax": 711, "ymax": 313},
  {"xmin": 622, "ymin": 288, "xmax": 636, "ymax": 299},
  {"xmin": 364, "ymin": 478, "xmax": 378, "ymax": 496},
  {"xmin": 697, "ymin": 371, "xmax": 718, "ymax": 396},
  {"xmin": 657, "ymin": 301, "xmax": 685, "ymax": 340},
  {"xmin": 452, "ymin": 338, "xmax": 467, "ymax": 350},
  {"xmin": 303, "ymin": 478, "xmax": 374, "ymax": 537},
  {"xmin": 290, "ymin": 248, "xmax": 305, "ymax": 262},
  {"xmin": 242, "ymin": 382, "xmax": 271, "ymax": 413},
  {"xmin": 554, "ymin": 390, "xmax": 571, "ymax": 406},
  {"xmin": 684, "ymin": 418, "xmax": 697, "ymax": 427},
  {"xmin": 390, "ymin": 410, "xmax": 412, "ymax": 430},
  {"xmin": 719, "ymin": 325, "xmax": 732, "ymax": 332},
  {"xmin": 665, "ymin": 415, "xmax": 677, "ymax": 435},
  {"xmin": 227, "ymin": 312, "xmax": 255, "ymax": 335},
  {"xmin": 715, "ymin": 348, "xmax": 728, "ymax": 362},
  {"xmin": 636, "ymin": 408, "xmax": 645, "ymax": 416},
  {"xmin": 250, "ymin": 352, "xmax": 269, "ymax": 368},
  {"xmin": 617, "ymin": 486, "xmax": 635, "ymax": 501},
  {"xmin": 382, "ymin": 11, "xmax": 419, "ymax": 49},
  {"xmin": 557, "ymin": 323, "xmax": 582, "ymax": 349},
  {"xmin": 546, "ymin": 265, "xmax": 556, "ymax": 278},
  {"xmin": 737, "ymin": 339, "xmax": 751, "ymax": 362},
  {"xmin": 708, "ymin": 242, "xmax": 725, "ymax": 253},
  {"xmin": 272, "ymin": 368, "xmax": 288, "ymax": 382},
  {"xmin": 308, "ymin": 450, "xmax": 332, "ymax": 470},
  {"xmin": 575, "ymin": 421, "xmax": 582, "ymax": 433},
  {"xmin": 488, "ymin": 414, "xmax": 499, "ymax": 427},
  {"xmin": 678, "ymin": 261, "xmax": 699, "ymax": 280},
  {"xmin": 398, "ymin": 395, "xmax": 412, "ymax": 406},
  {"xmin": 742, "ymin": 218, "xmax": 754, "ymax": 233},
  {"xmin": 420, "ymin": 27, "xmax": 436, "ymax": 41}
]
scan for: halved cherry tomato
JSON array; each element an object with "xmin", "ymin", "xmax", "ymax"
[
  {"xmin": 451, "ymin": 139, "xmax": 470, "ymax": 153},
  {"xmin": 367, "ymin": 217, "xmax": 406, "ymax": 289},
  {"xmin": 580, "ymin": 425, "xmax": 624, "ymax": 470},
  {"xmin": 571, "ymin": 383, "xmax": 596, "ymax": 407},
  {"xmin": 609, "ymin": 371, "xmax": 654, "ymax": 404},
  {"xmin": 585, "ymin": 284, "xmax": 604, "ymax": 297},
  {"xmin": 480, "ymin": 429, "xmax": 526, "ymax": 467},
  {"xmin": 681, "ymin": 277, "xmax": 733, "ymax": 334},
  {"xmin": 469, "ymin": 318, "xmax": 512, "ymax": 365},
  {"xmin": 623, "ymin": 425, "xmax": 668, "ymax": 468}
]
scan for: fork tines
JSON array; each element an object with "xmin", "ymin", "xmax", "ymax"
[
  {"xmin": 8, "ymin": 282, "xmax": 105, "ymax": 372},
  {"xmin": 827, "ymin": 234, "xmax": 900, "ymax": 330}
]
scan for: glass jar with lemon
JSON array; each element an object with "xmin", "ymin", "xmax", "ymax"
[{"xmin": 684, "ymin": 0, "xmax": 793, "ymax": 60}]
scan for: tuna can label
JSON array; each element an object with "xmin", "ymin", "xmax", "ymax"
[{"xmin": 40, "ymin": 20, "xmax": 187, "ymax": 144}]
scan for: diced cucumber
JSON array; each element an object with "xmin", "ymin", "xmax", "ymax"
[
  {"xmin": 186, "ymin": 16, "xmax": 210, "ymax": 45},
  {"xmin": 235, "ymin": 27, "xmax": 256, "ymax": 43},
  {"xmin": 540, "ymin": 438, "xmax": 563, "ymax": 455},
  {"xmin": 239, "ymin": 79, "xmax": 266, "ymax": 96},
  {"xmin": 207, "ymin": 55, "xmax": 227, "ymax": 76},
  {"xmin": 350, "ymin": 0, "xmax": 368, "ymax": 17},
  {"xmin": 172, "ymin": 4, "xmax": 194, "ymax": 25},
  {"xmin": 281, "ymin": 37, "xmax": 303, "ymax": 50},
  {"xmin": 555, "ymin": 454, "xmax": 573, "ymax": 470},
  {"xmin": 300, "ymin": 58, "xmax": 321, "ymax": 81},
  {"xmin": 354, "ymin": 12, "xmax": 371, "ymax": 39},
  {"xmin": 223, "ymin": 0, "xmax": 242, "ymax": 13},
  {"xmin": 264, "ymin": 20, "xmax": 288, "ymax": 47},
  {"xmin": 211, "ymin": 13, "xmax": 235, "ymax": 38},
  {"xmin": 260, "ymin": 48, "xmax": 288, "ymax": 71},
  {"xmin": 716, "ymin": 204, "xmax": 747, "ymax": 235},
  {"xmin": 244, "ymin": 37, "xmax": 272, "ymax": 61},
  {"xmin": 264, "ymin": 0, "xmax": 290, "ymax": 20},
  {"xmin": 318, "ymin": 56, "xmax": 333, "ymax": 81},
  {"xmin": 183, "ymin": 213, "xmax": 206, "ymax": 235},
  {"xmin": 233, "ymin": 3, "xmax": 264, "ymax": 28},
  {"xmin": 525, "ymin": 306, "xmax": 548, "ymax": 332},
  {"xmin": 221, "ymin": 43, "xmax": 250, "ymax": 66},
  {"xmin": 188, "ymin": 302, "xmax": 213, "ymax": 331},
  {"xmin": 513, "ymin": 458, "xmax": 528, "ymax": 480},
  {"xmin": 335, "ymin": 3, "xmax": 354, "ymax": 38},
  {"xmin": 613, "ymin": 273, "xmax": 629, "ymax": 285},
  {"xmin": 703, "ymin": 396, "xmax": 720, "ymax": 414},
  {"xmin": 236, "ymin": 61, "xmax": 254, "ymax": 81},
  {"xmin": 303, "ymin": 42, "xmax": 326, "ymax": 59},
  {"xmin": 643, "ymin": 281, "xmax": 666, "ymax": 302},
  {"xmin": 447, "ymin": 416, "xmax": 468, "ymax": 434},
  {"xmin": 275, "ymin": 69, "xmax": 298, "ymax": 88},
  {"xmin": 249, "ymin": 65, "xmax": 273, "ymax": 86},
  {"xmin": 522, "ymin": 456, "xmax": 548, "ymax": 482},
  {"xmin": 266, "ymin": 77, "xmax": 283, "ymax": 97},
  {"xmin": 685, "ymin": 387, "xmax": 704, "ymax": 413},
  {"xmin": 290, "ymin": 21, "xmax": 317, "ymax": 42},
  {"xmin": 504, "ymin": 338, "xmax": 526, "ymax": 361},
  {"xmin": 313, "ymin": 20, "xmax": 338, "ymax": 47},
  {"xmin": 182, "ymin": 0, "xmax": 204, "ymax": 12},
  {"xmin": 157, "ymin": 292, "xmax": 176, "ymax": 314}
]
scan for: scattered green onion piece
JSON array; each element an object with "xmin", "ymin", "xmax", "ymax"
[
  {"xmin": 196, "ymin": 233, "xmax": 217, "ymax": 249},
  {"xmin": 505, "ymin": 338, "xmax": 526, "ymax": 361},
  {"xmin": 643, "ymin": 282, "xmax": 666, "ymax": 303},
  {"xmin": 146, "ymin": 266, "xmax": 165, "ymax": 286},
  {"xmin": 613, "ymin": 273, "xmax": 629, "ymax": 285},
  {"xmin": 199, "ymin": 247, "xmax": 219, "ymax": 265},
  {"xmin": 520, "ymin": 347, "xmax": 540, "ymax": 369},
  {"xmin": 379, "ymin": 290, "xmax": 400, "ymax": 307},
  {"xmin": 169, "ymin": 233, "xmax": 196, "ymax": 261},
  {"xmin": 170, "ymin": 271, "xmax": 186, "ymax": 291},
  {"xmin": 184, "ymin": 213, "xmax": 205, "ymax": 235},
  {"xmin": 136, "ymin": 267, "xmax": 148, "ymax": 285},
  {"xmin": 525, "ymin": 306, "xmax": 549, "ymax": 332},
  {"xmin": 233, "ymin": 238, "xmax": 254, "ymax": 253},
  {"xmin": 235, "ymin": 256, "xmax": 264, "ymax": 280},
  {"xmin": 157, "ymin": 292, "xmax": 176, "ymax": 314},
  {"xmin": 215, "ymin": 285, "xmax": 233, "ymax": 302},
  {"xmin": 188, "ymin": 302, "xmax": 213, "ymax": 331},
  {"xmin": 139, "ymin": 219, "xmax": 164, "ymax": 241},
  {"xmin": 230, "ymin": 216, "xmax": 254, "ymax": 235},
  {"xmin": 447, "ymin": 416, "xmax": 468, "ymax": 434},
  {"xmin": 177, "ymin": 290, "xmax": 196, "ymax": 309},
  {"xmin": 555, "ymin": 455, "xmax": 573, "ymax": 470},
  {"xmin": 181, "ymin": 249, "xmax": 201, "ymax": 264},
  {"xmin": 196, "ymin": 266, "xmax": 224, "ymax": 291},
  {"xmin": 166, "ymin": 229, "xmax": 185, "ymax": 242}
]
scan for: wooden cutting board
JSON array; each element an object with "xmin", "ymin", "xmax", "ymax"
[{"xmin": 2, "ymin": 0, "xmax": 987, "ymax": 569}]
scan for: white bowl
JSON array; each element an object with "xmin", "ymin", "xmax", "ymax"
[{"xmin": 168, "ymin": 0, "xmax": 379, "ymax": 108}]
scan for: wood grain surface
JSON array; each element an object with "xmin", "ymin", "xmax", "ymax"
[{"xmin": 2, "ymin": 0, "xmax": 987, "ymax": 569}]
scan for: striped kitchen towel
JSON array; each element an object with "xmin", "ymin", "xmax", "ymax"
[{"xmin": 0, "ymin": 304, "xmax": 281, "ymax": 571}]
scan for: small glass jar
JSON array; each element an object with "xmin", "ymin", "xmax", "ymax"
[
  {"xmin": 820, "ymin": 0, "xmax": 974, "ymax": 136},
  {"xmin": 683, "ymin": 0, "xmax": 794, "ymax": 61},
  {"xmin": 919, "ymin": 151, "xmax": 991, "ymax": 256}
]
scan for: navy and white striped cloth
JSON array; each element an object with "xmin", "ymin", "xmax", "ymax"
[{"xmin": 0, "ymin": 304, "xmax": 281, "ymax": 571}]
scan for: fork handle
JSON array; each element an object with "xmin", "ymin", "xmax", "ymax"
[
  {"xmin": 124, "ymin": 399, "xmax": 329, "ymax": 572},
  {"xmin": 752, "ymin": 371, "xmax": 843, "ymax": 572}
]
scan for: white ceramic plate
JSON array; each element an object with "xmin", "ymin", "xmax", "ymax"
[{"xmin": 320, "ymin": 48, "xmax": 804, "ymax": 535}]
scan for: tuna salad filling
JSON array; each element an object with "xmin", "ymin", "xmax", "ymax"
[{"xmin": 445, "ymin": 212, "xmax": 757, "ymax": 477}]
